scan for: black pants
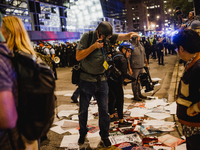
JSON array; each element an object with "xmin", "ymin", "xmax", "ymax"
[
  {"xmin": 146, "ymin": 52, "xmax": 150, "ymax": 64},
  {"xmin": 157, "ymin": 52, "xmax": 164, "ymax": 65},
  {"xmin": 108, "ymin": 79, "xmax": 124, "ymax": 119},
  {"xmin": 186, "ymin": 134, "xmax": 200, "ymax": 150}
]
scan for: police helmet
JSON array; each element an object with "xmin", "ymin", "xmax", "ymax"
[
  {"xmin": 119, "ymin": 41, "xmax": 134, "ymax": 51},
  {"xmin": 96, "ymin": 21, "xmax": 113, "ymax": 37}
]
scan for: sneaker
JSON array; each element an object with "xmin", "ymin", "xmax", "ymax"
[
  {"xmin": 71, "ymin": 96, "xmax": 78, "ymax": 103},
  {"xmin": 133, "ymin": 96, "xmax": 142, "ymax": 101},
  {"xmin": 78, "ymin": 135, "xmax": 86, "ymax": 145},
  {"xmin": 110, "ymin": 116, "xmax": 118, "ymax": 122},
  {"xmin": 139, "ymin": 95, "xmax": 147, "ymax": 99},
  {"xmin": 101, "ymin": 137, "xmax": 111, "ymax": 147},
  {"xmin": 118, "ymin": 121, "xmax": 132, "ymax": 128}
]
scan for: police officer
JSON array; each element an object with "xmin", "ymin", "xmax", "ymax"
[
  {"xmin": 48, "ymin": 44, "xmax": 57, "ymax": 80},
  {"xmin": 60, "ymin": 43, "xmax": 67, "ymax": 67},
  {"xmin": 141, "ymin": 36, "xmax": 151, "ymax": 64}
]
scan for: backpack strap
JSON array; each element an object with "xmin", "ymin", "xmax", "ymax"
[
  {"xmin": 8, "ymin": 129, "xmax": 17, "ymax": 150},
  {"xmin": 87, "ymin": 31, "xmax": 93, "ymax": 48},
  {"xmin": 113, "ymin": 54, "xmax": 124, "ymax": 60}
]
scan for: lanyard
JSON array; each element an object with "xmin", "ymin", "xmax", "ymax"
[{"xmin": 101, "ymin": 48, "xmax": 106, "ymax": 58}]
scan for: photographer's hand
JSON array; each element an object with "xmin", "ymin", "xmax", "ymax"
[
  {"xmin": 95, "ymin": 39, "xmax": 104, "ymax": 49},
  {"xmin": 117, "ymin": 32, "xmax": 140, "ymax": 41}
]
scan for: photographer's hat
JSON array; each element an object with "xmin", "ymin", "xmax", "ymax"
[{"xmin": 0, "ymin": 13, "xmax": 5, "ymax": 42}]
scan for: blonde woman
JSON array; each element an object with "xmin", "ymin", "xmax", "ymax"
[
  {"xmin": 1, "ymin": 16, "xmax": 35, "ymax": 56},
  {"xmin": 1, "ymin": 15, "xmax": 38, "ymax": 150}
]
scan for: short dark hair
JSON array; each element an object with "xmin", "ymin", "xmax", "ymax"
[{"xmin": 173, "ymin": 29, "xmax": 200, "ymax": 54}]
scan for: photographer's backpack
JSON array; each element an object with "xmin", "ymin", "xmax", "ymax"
[
  {"xmin": 0, "ymin": 46, "xmax": 55, "ymax": 141},
  {"xmin": 106, "ymin": 54, "xmax": 124, "ymax": 78}
]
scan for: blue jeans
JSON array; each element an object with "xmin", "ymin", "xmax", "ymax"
[{"xmin": 79, "ymin": 79, "xmax": 110, "ymax": 137}]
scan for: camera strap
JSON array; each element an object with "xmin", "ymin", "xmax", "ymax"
[{"xmin": 102, "ymin": 48, "xmax": 109, "ymax": 70}]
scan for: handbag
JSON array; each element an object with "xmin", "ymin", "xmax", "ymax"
[{"xmin": 71, "ymin": 64, "xmax": 81, "ymax": 85}]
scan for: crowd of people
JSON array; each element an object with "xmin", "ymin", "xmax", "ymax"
[
  {"xmin": 34, "ymin": 41, "xmax": 79, "ymax": 68},
  {"xmin": 1, "ymin": 8, "xmax": 200, "ymax": 149}
]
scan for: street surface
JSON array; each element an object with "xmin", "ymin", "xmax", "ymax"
[{"xmin": 40, "ymin": 54, "xmax": 184, "ymax": 150}]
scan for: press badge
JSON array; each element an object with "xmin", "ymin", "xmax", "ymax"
[{"xmin": 103, "ymin": 60, "xmax": 109, "ymax": 70}]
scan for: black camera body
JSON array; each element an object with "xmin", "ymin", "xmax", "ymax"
[
  {"xmin": 139, "ymin": 73, "xmax": 154, "ymax": 92},
  {"xmin": 136, "ymin": 67, "xmax": 158, "ymax": 93},
  {"xmin": 98, "ymin": 39, "xmax": 112, "ymax": 54},
  {"xmin": 175, "ymin": 6, "xmax": 182, "ymax": 15}
]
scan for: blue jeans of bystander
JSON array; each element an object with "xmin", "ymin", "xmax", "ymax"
[{"xmin": 78, "ymin": 79, "xmax": 110, "ymax": 138}]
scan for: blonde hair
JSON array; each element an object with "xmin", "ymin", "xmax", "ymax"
[{"xmin": 2, "ymin": 16, "xmax": 35, "ymax": 56}]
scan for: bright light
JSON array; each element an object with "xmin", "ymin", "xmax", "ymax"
[
  {"xmin": 133, "ymin": 18, "xmax": 135, "ymax": 20},
  {"xmin": 157, "ymin": 16, "xmax": 160, "ymax": 19},
  {"xmin": 144, "ymin": 26, "xmax": 146, "ymax": 28},
  {"xmin": 137, "ymin": 17, "xmax": 139, "ymax": 19},
  {"xmin": 147, "ymin": 14, "xmax": 150, "ymax": 16},
  {"xmin": 151, "ymin": 24, "xmax": 155, "ymax": 28},
  {"xmin": 150, "ymin": 6, "xmax": 154, "ymax": 9},
  {"xmin": 168, "ymin": 9, "xmax": 171, "ymax": 12},
  {"xmin": 165, "ymin": 20, "xmax": 168, "ymax": 22},
  {"xmin": 156, "ymin": 25, "xmax": 159, "ymax": 27}
]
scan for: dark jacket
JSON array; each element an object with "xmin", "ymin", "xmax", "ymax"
[
  {"xmin": 109, "ymin": 51, "xmax": 135, "ymax": 84},
  {"xmin": 177, "ymin": 53, "xmax": 200, "ymax": 127}
]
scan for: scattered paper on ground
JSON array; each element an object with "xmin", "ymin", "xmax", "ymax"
[
  {"xmin": 151, "ymin": 78, "xmax": 161, "ymax": 81},
  {"xmin": 158, "ymin": 134, "xmax": 186, "ymax": 147},
  {"xmin": 60, "ymin": 135, "xmax": 79, "ymax": 147},
  {"xmin": 175, "ymin": 143, "xmax": 186, "ymax": 150},
  {"xmin": 165, "ymin": 102, "xmax": 177, "ymax": 114},
  {"xmin": 124, "ymin": 94, "xmax": 134, "ymax": 98},
  {"xmin": 64, "ymin": 93, "xmax": 73, "ymax": 96},
  {"xmin": 54, "ymin": 119, "xmax": 79, "ymax": 128},
  {"xmin": 109, "ymin": 133, "xmax": 141, "ymax": 145},
  {"xmin": 58, "ymin": 110, "xmax": 78, "ymax": 117},
  {"xmin": 129, "ymin": 108, "xmax": 152, "ymax": 117},
  {"xmin": 50, "ymin": 126, "xmax": 71, "ymax": 134},
  {"xmin": 153, "ymin": 146, "xmax": 171, "ymax": 150},
  {"xmin": 145, "ymin": 113, "xmax": 171, "ymax": 120},
  {"xmin": 145, "ymin": 99, "xmax": 168, "ymax": 109}
]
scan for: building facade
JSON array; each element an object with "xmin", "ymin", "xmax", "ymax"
[
  {"xmin": 0, "ymin": 0, "xmax": 127, "ymax": 41},
  {"xmin": 123, "ymin": 0, "xmax": 164, "ymax": 33}
]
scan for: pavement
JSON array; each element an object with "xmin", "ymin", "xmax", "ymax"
[{"xmin": 40, "ymin": 53, "xmax": 184, "ymax": 150}]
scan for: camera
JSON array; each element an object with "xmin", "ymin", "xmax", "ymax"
[
  {"xmin": 136, "ymin": 67, "xmax": 158, "ymax": 93},
  {"xmin": 98, "ymin": 39, "xmax": 112, "ymax": 54},
  {"xmin": 175, "ymin": 6, "xmax": 182, "ymax": 15},
  {"xmin": 138, "ymin": 73, "xmax": 154, "ymax": 92}
]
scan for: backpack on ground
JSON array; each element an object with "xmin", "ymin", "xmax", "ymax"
[{"xmin": 0, "ymin": 47, "xmax": 55, "ymax": 141}]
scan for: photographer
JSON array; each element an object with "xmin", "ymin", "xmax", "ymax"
[
  {"xmin": 182, "ymin": 11, "xmax": 195, "ymax": 29},
  {"xmin": 175, "ymin": 6, "xmax": 184, "ymax": 28},
  {"xmin": 108, "ymin": 42, "xmax": 136, "ymax": 128},
  {"xmin": 76, "ymin": 21, "xmax": 139, "ymax": 147}
]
